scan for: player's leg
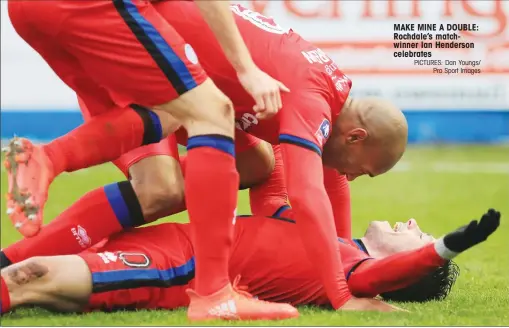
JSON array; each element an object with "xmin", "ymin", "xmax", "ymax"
[
  {"xmin": 234, "ymin": 132, "xmax": 275, "ymax": 190},
  {"xmin": 5, "ymin": 2, "xmax": 177, "ymax": 237},
  {"xmin": 113, "ymin": 135, "xmax": 187, "ymax": 222},
  {"xmin": 41, "ymin": 2, "xmax": 238, "ymax": 312},
  {"xmin": 249, "ymin": 145, "xmax": 289, "ymax": 217},
  {"xmin": 59, "ymin": 1, "xmax": 240, "ymax": 315},
  {"xmin": 1, "ymin": 255, "xmax": 92, "ymax": 314},
  {"xmin": 179, "ymin": 131, "xmax": 275, "ymax": 190},
  {"xmin": 0, "ymin": 140, "xmax": 180, "ymax": 268},
  {"xmin": 0, "ymin": 136, "xmax": 272, "ymax": 269},
  {"xmin": 112, "ymin": 133, "xmax": 274, "ymax": 223}
]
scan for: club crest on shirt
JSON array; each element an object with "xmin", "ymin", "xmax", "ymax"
[{"xmin": 315, "ymin": 119, "xmax": 331, "ymax": 147}]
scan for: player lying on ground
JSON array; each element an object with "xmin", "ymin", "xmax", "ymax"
[
  {"xmin": 0, "ymin": 208, "xmax": 500, "ymax": 315},
  {"xmin": 5, "ymin": 1, "xmax": 407, "ymax": 313}
]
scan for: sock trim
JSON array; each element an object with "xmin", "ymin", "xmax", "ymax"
[
  {"xmin": 104, "ymin": 182, "xmax": 145, "ymax": 229},
  {"xmin": 434, "ymin": 237, "xmax": 459, "ymax": 260},
  {"xmin": 0, "ymin": 252, "xmax": 12, "ymax": 269},
  {"xmin": 147, "ymin": 110, "xmax": 163, "ymax": 142},
  {"xmin": 117, "ymin": 181, "xmax": 145, "ymax": 227},
  {"xmin": 187, "ymin": 135, "xmax": 235, "ymax": 157},
  {"xmin": 130, "ymin": 104, "xmax": 162, "ymax": 145}
]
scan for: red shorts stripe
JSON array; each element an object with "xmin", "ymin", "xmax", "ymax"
[
  {"xmin": 113, "ymin": 0, "xmax": 198, "ymax": 95},
  {"xmin": 90, "ymin": 255, "xmax": 195, "ymax": 294}
]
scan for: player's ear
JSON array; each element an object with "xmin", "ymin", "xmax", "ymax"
[{"xmin": 346, "ymin": 128, "xmax": 368, "ymax": 143}]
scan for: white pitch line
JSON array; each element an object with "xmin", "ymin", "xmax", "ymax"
[{"xmin": 391, "ymin": 161, "xmax": 509, "ymax": 174}]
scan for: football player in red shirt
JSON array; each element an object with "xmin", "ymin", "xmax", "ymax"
[
  {"xmin": 0, "ymin": 207, "xmax": 500, "ymax": 315},
  {"xmin": 5, "ymin": 0, "xmax": 291, "ymax": 321},
  {"xmin": 4, "ymin": 1, "xmax": 407, "ymax": 312}
]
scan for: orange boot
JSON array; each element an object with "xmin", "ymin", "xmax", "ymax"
[
  {"xmin": 186, "ymin": 275, "xmax": 299, "ymax": 322},
  {"xmin": 4, "ymin": 137, "xmax": 54, "ymax": 237}
]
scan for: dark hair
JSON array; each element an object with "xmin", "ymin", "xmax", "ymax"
[{"xmin": 380, "ymin": 261, "xmax": 460, "ymax": 302}]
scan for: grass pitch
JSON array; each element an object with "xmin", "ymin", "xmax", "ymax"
[{"xmin": 1, "ymin": 145, "xmax": 508, "ymax": 326}]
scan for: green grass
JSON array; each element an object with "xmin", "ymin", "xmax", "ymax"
[{"xmin": 1, "ymin": 145, "xmax": 509, "ymax": 326}]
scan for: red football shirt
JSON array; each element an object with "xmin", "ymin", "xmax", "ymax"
[
  {"xmin": 229, "ymin": 214, "xmax": 369, "ymax": 306},
  {"xmin": 154, "ymin": 2, "xmax": 351, "ymax": 148}
]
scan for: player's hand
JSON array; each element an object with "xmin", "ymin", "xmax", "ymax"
[
  {"xmin": 237, "ymin": 65, "xmax": 290, "ymax": 120},
  {"xmin": 339, "ymin": 297, "xmax": 406, "ymax": 312},
  {"xmin": 443, "ymin": 208, "xmax": 500, "ymax": 253}
]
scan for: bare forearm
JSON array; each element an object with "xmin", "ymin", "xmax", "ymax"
[{"xmin": 195, "ymin": 1, "xmax": 254, "ymax": 73}]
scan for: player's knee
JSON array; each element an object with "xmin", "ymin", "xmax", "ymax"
[
  {"xmin": 184, "ymin": 85, "xmax": 235, "ymax": 137},
  {"xmin": 193, "ymin": 92, "xmax": 234, "ymax": 136},
  {"xmin": 218, "ymin": 94, "xmax": 235, "ymax": 123},
  {"xmin": 156, "ymin": 79, "xmax": 235, "ymax": 137},
  {"xmin": 238, "ymin": 142, "xmax": 275, "ymax": 189},
  {"xmin": 132, "ymin": 178, "xmax": 184, "ymax": 219}
]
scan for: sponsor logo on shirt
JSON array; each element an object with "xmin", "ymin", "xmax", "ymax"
[
  {"xmin": 71, "ymin": 225, "xmax": 91, "ymax": 249},
  {"xmin": 301, "ymin": 48, "xmax": 331, "ymax": 65},
  {"xmin": 315, "ymin": 119, "xmax": 331, "ymax": 147},
  {"xmin": 97, "ymin": 251, "xmax": 151, "ymax": 268},
  {"xmin": 235, "ymin": 113, "xmax": 259, "ymax": 131},
  {"xmin": 98, "ymin": 251, "xmax": 118, "ymax": 264},
  {"xmin": 334, "ymin": 75, "xmax": 351, "ymax": 92}
]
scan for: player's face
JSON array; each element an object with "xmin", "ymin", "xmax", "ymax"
[
  {"xmin": 363, "ymin": 218, "xmax": 435, "ymax": 258},
  {"xmin": 333, "ymin": 142, "xmax": 375, "ymax": 181}
]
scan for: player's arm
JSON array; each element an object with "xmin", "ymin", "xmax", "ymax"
[
  {"xmin": 323, "ymin": 167, "xmax": 352, "ymax": 239},
  {"xmin": 194, "ymin": 1, "xmax": 288, "ymax": 116},
  {"xmin": 348, "ymin": 209, "xmax": 500, "ymax": 297},
  {"xmin": 1, "ymin": 255, "xmax": 92, "ymax": 314},
  {"xmin": 278, "ymin": 96, "xmax": 353, "ymax": 309},
  {"xmin": 194, "ymin": 1, "xmax": 253, "ymax": 74},
  {"xmin": 279, "ymin": 95, "xmax": 402, "ymax": 312}
]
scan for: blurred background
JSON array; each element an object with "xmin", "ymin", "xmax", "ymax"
[
  {"xmin": 2, "ymin": 0, "xmax": 508, "ymax": 143},
  {"xmin": 0, "ymin": 1, "xmax": 508, "ymax": 325}
]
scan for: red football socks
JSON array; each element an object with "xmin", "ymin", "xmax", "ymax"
[
  {"xmin": 44, "ymin": 106, "xmax": 161, "ymax": 176},
  {"xmin": 186, "ymin": 136, "xmax": 238, "ymax": 296},
  {"xmin": 3, "ymin": 181, "xmax": 144, "ymax": 264},
  {"xmin": 249, "ymin": 145, "xmax": 288, "ymax": 216},
  {"xmin": 1, "ymin": 276, "xmax": 10, "ymax": 314},
  {"xmin": 348, "ymin": 243, "xmax": 446, "ymax": 297},
  {"xmin": 179, "ymin": 154, "xmax": 188, "ymax": 177}
]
